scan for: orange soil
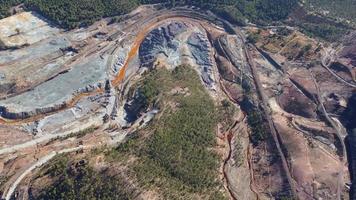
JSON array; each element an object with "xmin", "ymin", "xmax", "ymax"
[{"xmin": 112, "ymin": 25, "xmax": 151, "ymax": 86}]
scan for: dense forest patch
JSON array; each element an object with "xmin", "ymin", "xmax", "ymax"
[
  {"xmin": 299, "ymin": 22, "xmax": 348, "ymax": 42},
  {"xmin": 25, "ymin": 0, "xmax": 140, "ymax": 28},
  {"xmin": 0, "ymin": 0, "xmax": 297, "ymax": 29},
  {"xmin": 1, "ymin": 0, "xmax": 353, "ymax": 42}
]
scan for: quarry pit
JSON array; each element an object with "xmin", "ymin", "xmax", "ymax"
[{"xmin": 0, "ymin": 5, "xmax": 355, "ymax": 200}]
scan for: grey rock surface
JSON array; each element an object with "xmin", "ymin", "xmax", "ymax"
[
  {"xmin": 139, "ymin": 22, "xmax": 187, "ymax": 67},
  {"xmin": 0, "ymin": 36, "xmax": 70, "ymax": 65},
  {"xmin": 0, "ymin": 55, "xmax": 109, "ymax": 119},
  {"xmin": 187, "ymin": 32, "xmax": 214, "ymax": 87}
]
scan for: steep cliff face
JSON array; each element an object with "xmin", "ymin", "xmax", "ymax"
[
  {"xmin": 0, "ymin": 103, "xmax": 67, "ymax": 119},
  {"xmin": 139, "ymin": 22, "xmax": 187, "ymax": 67},
  {"xmin": 0, "ymin": 81, "xmax": 105, "ymax": 119},
  {"xmin": 187, "ymin": 32, "xmax": 214, "ymax": 87},
  {"xmin": 123, "ymin": 89, "xmax": 147, "ymax": 123},
  {"xmin": 138, "ymin": 21, "xmax": 216, "ymax": 88},
  {"xmin": 0, "ymin": 52, "xmax": 109, "ymax": 120}
]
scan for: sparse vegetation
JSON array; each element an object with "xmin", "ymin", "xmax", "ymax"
[
  {"xmin": 139, "ymin": 72, "xmax": 160, "ymax": 106},
  {"xmin": 180, "ymin": 0, "xmax": 297, "ymax": 24},
  {"xmin": 247, "ymin": 32, "xmax": 261, "ymax": 44},
  {"xmin": 60, "ymin": 126, "xmax": 98, "ymax": 141},
  {"xmin": 43, "ymin": 65, "xmax": 231, "ymax": 199},
  {"xmin": 296, "ymin": 43, "xmax": 312, "ymax": 58},
  {"xmin": 218, "ymin": 99, "xmax": 237, "ymax": 131},
  {"xmin": 33, "ymin": 155, "xmax": 133, "ymax": 200},
  {"xmin": 0, "ymin": 0, "xmax": 139, "ymax": 29},
  {"xmin": 304, "ymin": 0, "xmax": 356, "ymax": 26},
  {"xmin": 0, "ymin": 175, "xmax": 9, "ymax": 189},
  {"xmin": 238, "ymin": 68, "xmax": 269, "ymax": 146},
  {"xmin": 247, "ymin": 109, "xmax": 269, "ymax": 145},
  {"xmin": 299, "ymin": 22, "xmax": 348, "ymax": 42},
  {"xmin": 232, "ymin": 136, "xmax": 244, "ymax": 167},
  {"xmin": 277, "ymin": 27, "xmax": 293, "ymax": 36}
]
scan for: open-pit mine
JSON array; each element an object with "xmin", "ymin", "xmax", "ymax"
[{"xmin": 0, "ymin": 4, "xmax": 355, "ymax": 200}]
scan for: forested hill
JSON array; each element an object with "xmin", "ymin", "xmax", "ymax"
[{"xmin": 0, "ymin": 0, "xmax": 297, "ymax": 29}]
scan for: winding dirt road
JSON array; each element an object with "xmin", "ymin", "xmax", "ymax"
[
  {"xmin": 2, "ymin": 146, "xmax": 85, "ymax": 200},
  {"xmin": 309, "ymin": 69, "xmax": 347, "ymax": 200}
]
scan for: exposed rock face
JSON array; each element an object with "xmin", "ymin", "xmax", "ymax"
[
  {"xmin": 112, "ymin": 50, "xmax": 127, "ymax": 74},
  {"xmin": 0, "ymin": 54, "xmax": 108, "ymax": 119},
  {"xmin": 187, "ymin": 32, "xmax": 214, "ymax": 86},
  {"xmin": 216, "ymin": 55, "xmax": 239, "ymax": 83},
  {"xmin": 124, "ymin": 89, "xmax": 147, "ymax": 123},
  {"xmin": 139, "ymin": 22, "xmax": 187, "ymax": 67},
  {"xmin": 139, "ymin": 21, "xmax": 216, "ymax": 88},
  {"xmin": 0, "ymin": 36, "xmax": 72, "ymax": 98},
  {"xmin": 217, "ymin": 35, "xmax": 247, "ymax": 73},
  {"xmin": 0, "ymin": 12, "xmax": 61, "ymax": 49},
  {"xmin": 0, "ymin": 103, "xmax": 67, "ymax": 119},
  {"xmin": 0, "ymin": 81, "xmax": 106, "ymax": 119},
  {"xmin": 222, "ymin": 80, "xmax": 244, "ymax": 103}
]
